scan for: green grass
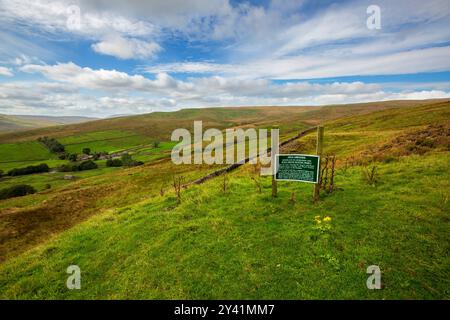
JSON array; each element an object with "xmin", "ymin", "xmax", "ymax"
[
  {"xmin": 327, "ymin": 101, "xmax": 450, "ymax": 131},
  {"xmin": 0, "ymin": 129, "xmax": 153, "ymax": 171},
  {"xmin": 0, "ymin": 141, "xmax": 66, "ymax": 172},
  {"xmin": 0, "ymin": 131, "xmax": 170, "ymax": 192},
  {"xmin": 0, "ymin": 164, "xmax": 120, "ymax": 201},
  {"xmin": 0, "ymin": 141, "xmax": 176, "ymax": 214},
  {"xmin": 131, "ymin": 141, "xmax": 177, "ymax": 162},
  {"xmin": 60, "ymin": 130, "xmax": 151, "ymax": 154},
  {"xmin": 4, "ymin": 99, "xmax": 415, "ymax": 145},
  {"xmin": 58, "ymin": 130, "xmax": 129, "ymax": 144},
  {"xmin": 0, "ymin": 135, "xmax": 173, "ymax": 203},
  {"xmin": 0, "ymin": 152, "xmax": 448, "ymax": 299},
  {"xmin": 0, "ymin": 100, "xmax": 449, "ymax": 299},
  {"xmin": 0, "ymin": 141, "xmax": 52, "ymax": 163},
  {"xmin": 0, "ymin": 159, "xmax": 68, "ymax": 173}
]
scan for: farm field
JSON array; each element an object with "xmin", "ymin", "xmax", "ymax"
[
  {"xmin": 60, "ymin": 130, "xmax": 152, "ymax": 154},
  {"xmin": 0, "ymin": 141, "xmax": 53, "ymax": 163},
  {"xmin": 0, "ymin": 99, "xmax": 449, "ymax": 299}
]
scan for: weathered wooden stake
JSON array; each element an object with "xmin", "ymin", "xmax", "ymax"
[
  {"xmin": 272, "ymin": 173, "xmax": 278, "ymax": 197},
  {"xmin": 271, "ymin": 125, "xmax": 279, "ymax": 197},
  {"xmin": 314, "ymin": 126, "xmax": 324, "ymax": 202}
]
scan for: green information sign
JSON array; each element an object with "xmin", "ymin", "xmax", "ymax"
[{"xmin": 275, "ymin": 154, "xmax": 320, "ymax": 183}]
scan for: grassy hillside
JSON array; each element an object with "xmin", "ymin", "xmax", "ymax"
[
  {"xmin": 1, "ymin": 152, "xmax": 448, "ymax": 299},
  {"xmin": 0, "ymin": 99, "xmax": 448, "ymax": 299},
  {"xmin": 1, "ymin": 99, "xmax": 443, "ymax": 144},
  {"xmin": 0, "ymin": 106, "xmax": 312, "ymax": 172},
  {"xmin": 0, "ymin": 107, "xmax": 305, "ymax": 143},
  {"xmin": 0, "ymin": 99, "xmax": 444, "ymax": 172}
]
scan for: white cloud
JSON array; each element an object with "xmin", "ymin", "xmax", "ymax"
[
  {"xmin": 2, "ymin": 0, "xmax": 450, "ymax": 64},
  {"xmin": 79, "ymin": 0, "xmax": 231, "ymax": 29},
  {"xmin": 12, "ymin": 54, "xmax": 33, "ymax": 66},
  {"xmin": 143, "ymin": 62, "xmax": 237, "ymax": 74},
  {"xmin": 390, "ymin": 90, "xmax": 450, "ymax": 100},
  {"xmin": 19, "ymin": 62, "xmax": 193, "ymax": 94},
  {"xmin": 144, "ymin": 46, "xmax": 450, "ymax": 80},
  {"xmin": 4, "ymin": 60, "xmax": 449, "ymax": 116},
  {"xmin": 0, "ymin": 66, "xmax": 13, "ymax": 76},
  {"xmin": 0, "ymin": 82, "xmax": 179, "ymax": 117},
  {"xmin": 267, "ymin": 46, "xmax": 450, "ymax": 79},
  {"xmin": 18, "ymin": 61, "xmax": 450, "ymax": 99},
  {"xmin": 0, "ymin": 0, "xmax": 160, "ymax": 60},
  {"xmin": 273, "ymin": 5, "xmax": 368, "ymax": 57},
  {"xmin": 21, "ymin": 62, "xmax": 152, "ymax": 89},
  {"xmin": 0, "ymin": 30, "xmax": 56, "ymax": 63},
  {"xmin": 0, "ymin": 0, "xmax": 156, "ymax": 38},
  {"xmin": 20, "ymin": 62, "xmax": 384, "ymax": 98},
  {"xmin": 92, "ymin": 35, "xmax": 161, "ymax": 59},
  {"xmin": 1, "ymin": 1, "xmax": 450, "ymax": 116}
]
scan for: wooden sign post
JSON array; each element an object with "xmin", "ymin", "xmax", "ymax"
[
  {"xmin": 272, "ymin": 125, "xmax": 324, "ymax": 202},
  {"xmin": 313, "ymin": 126, "xmax": 324, "ymax": 202}
]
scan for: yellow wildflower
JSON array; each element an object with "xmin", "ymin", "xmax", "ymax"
[{"xmin": 323, "ymin": 216, "xmax": 332, "ymax": 222}]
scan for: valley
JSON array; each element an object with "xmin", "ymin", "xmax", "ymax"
[{"xmin": 0, "ymin": 99, "xmax": 449, "ymax": 299}]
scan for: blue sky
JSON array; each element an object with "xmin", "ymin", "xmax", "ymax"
[{"xmin": 0, "ymin": 0, "xmax": 449, "ymax": 117}]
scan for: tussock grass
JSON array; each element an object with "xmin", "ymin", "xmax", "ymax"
[
  {"xmin": 0, "ymin": 153, "xmax": 448, "ymax": 299},
  {"xmin": 0, "ymin": 99, "xmax": 449, "ymax": 299}
]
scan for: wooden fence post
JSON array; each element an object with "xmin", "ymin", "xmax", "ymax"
[
  {"xmin": 272, "ymin": 125, "xmax": 279, "ymax": 197},
  {"xmin": 314, "ymin": 126, "xmax": 324, "ymax": 202}
]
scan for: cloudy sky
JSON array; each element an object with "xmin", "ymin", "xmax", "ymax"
[{"xmin": 0, "ymin": 0, "xmax": 449, "ymax": 117}]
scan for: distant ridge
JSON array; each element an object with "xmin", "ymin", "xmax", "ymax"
[
  {"xmin": 0, "ymin": 114, "xmax": 98, "ymax": 133},
  {"xmin": 0, "ymin": 98, "xmax": 448, "ymax": 144},
  {"xmin": 107, "ymin": 114, "xmax": 134, "ymax": 118}
]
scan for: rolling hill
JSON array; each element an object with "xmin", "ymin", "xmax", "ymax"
[
  {"xmin": 0, "ymin": 99, "xmax": 446, "ymax": 144},
  {"xmin": 0, "ymin": 114, "xmax": 97, "ymax": 133},
  {"xmin": 0, "ymin": 99, "xmax": 448, "ymax": 299}
]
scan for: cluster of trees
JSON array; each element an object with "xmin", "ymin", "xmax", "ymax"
[
  {"xmin": 121, "ymin": 153, "xmax": 143, "ymax": 167},
  {"xmin": 2, "ymin": 145, "xmax": 145, "ymax": 181},
  {"xmin": 59, "ymin": 152, "xmax": 83, "ymax": 161},
  {"xmin": 106, "ymin": 159, "xmax": 123, "ymax": 167},
  {"xmin": 37, "ymin": 137, "xmax": 65, "ymax": 153},
  {"xmin": 58, "ymin": 153, "xmax": 72, "ymax": 160},
  {"xmin": 57, "ymin": 160, "xmax": 98, "ymax": 172},
  {"xmin": 106, "ymin": 153, "xmax": 143, "ymax": 167},
  {"xmin": 0, "ymin": 184, "xmax": 36, "ymax": 200},
  {"xmin": 77, "ymin": 160, "xmax": 98, "ymax": 170},
  {"xmin": 7, "ymin": 163, "xmax": 49, "ymax": 176}
]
